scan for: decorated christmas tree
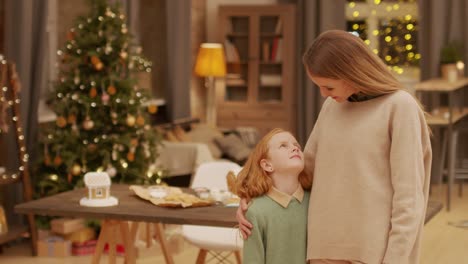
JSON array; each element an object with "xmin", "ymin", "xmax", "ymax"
[{"xmin": 36, "ymin": 0, "xmax": 162, "ymax": 197}]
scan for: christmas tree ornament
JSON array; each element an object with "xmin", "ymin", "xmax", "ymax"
[
  {"xmin": 89, "ymin": 87, "xmax": 98, "ymax": 98},
  {"xmin": 91, "ymin": 55, "xmax": 103, "ymax": 71},
  {"xmin": 107, "ymin": 85, "xmax": 117, "ymax": 95},
  {"xmin": 71, "ymin": 164, "xmax": 82, "ymax": 176},
  {"xmin": 74, "ymin": 70, "xmax": 80, "ymax": 85},
  {"xmin": 83, "ymin": 117, "xmax": 94, "ymax": 130},
  {"xmin": 126, "ymin": 114, "xmax": 136, "ymax": 127},
  {"xmin": 67, "ymin": 114, "xmax": 77, "ymax": 124},
  {"xmin": 105, "ymin": 7, "xmax": 112, "ymax": 17},
  {"xmin": 135, "ymin": 46, "xmax": 142, "ymax": 54},
  {"xmin": 105, "ymin": 43, "xmax": 113, "ymax": 54},
  {"xmin": 66, "ymin": 30, "xmax": 75, "ymax": 41},
  {"xmin": 101, "ymin": 92, "xmax": 110, "ymax": 105},
  {"xmin": 53, "ymin": 155, "xmax": 63, "ymax": 166},
  {"xmin": 121, "ymin": 26, "xmax": 128, "ymax": 34},
  {"xmin": 106, "ymin": 165, "xmax": 117, "ymax": 177},
  {"xmin": 44, "ymin": 155, "xmax": 51, "ymax": 166},
  {"xmin": 130, "ymin": 138, "xmax": 139, "ymax": 147},
  {"xmin": 87, "ymin": 144, "xmax": 97, "ymax": 152},
  {"xmin": 120, "ymin": 51, "xmax": 128, "ymax": 59},
  {"xmin": 112, "ymin": 149, "xmax": 118, "ymax": 161},
  {"xmin": 147, "ymin": 104, "xmax": 158, "ymax": 114},
  {"xmin": 136, "ymin": 115, "xmax": 145, "ymax": 126},
  {"xmin": 56, "ymin": 116, "xmax": 67, "ymax": 128},
  {"xmin": 127, "ymin": 151, "xmax": 135, "ymax": 162}
]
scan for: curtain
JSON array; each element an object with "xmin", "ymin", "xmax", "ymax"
[
  {"xmin": 281, "ymin": 0, "xmax": 345, "ymax": 145},
  {"xmin": 165, "ymin": 0, "xmax": 191, "ymax": 121},
  {"xmin": 120, "ymin": 0, "xmax": 191, "ymax": 122},
  {"xmin": 4, "ymin": 0, "xmax": 48, "ymax": 223},
  {"xmin": 419, "ymin": 0, "xmax": 468, "ymax": 80}
]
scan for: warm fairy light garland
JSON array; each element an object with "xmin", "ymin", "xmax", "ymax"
[{"xmin": 0, "ymin": 57, "xmax": 29, "ymax": 184}]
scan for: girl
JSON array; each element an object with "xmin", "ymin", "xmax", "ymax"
[
  {"xmin": 233, "ymin": 128, "xmax": 312, "ymax": 264},
  {"xmin": 237, "ymin": 30, "xmax": 432, "ymax": 264}
]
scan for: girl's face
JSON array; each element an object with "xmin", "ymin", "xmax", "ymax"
[
  {"xmin": 308, "ymin": 74, "xmax": 358, "ymax": 103},
  {"xmin": 261, "ymin": 132, "xmax": 304, "ymax": 174}
]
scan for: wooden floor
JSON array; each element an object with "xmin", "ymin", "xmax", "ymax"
[{"xmin": 0, "ymin": 183, "xmax": 467, "ymax": 264}]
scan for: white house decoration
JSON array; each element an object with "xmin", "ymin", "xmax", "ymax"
[{"xmin": 79, "ymin": 172, "xmax": 118, "ymax": 207}]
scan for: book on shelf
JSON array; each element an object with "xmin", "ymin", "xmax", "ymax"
[
  {"xmin": 270, "ymin": 37, "xmax": 283, "ymax": 62},
  {"xmin": 260, "ymin": 74, "xmax": 282, "ymax": 86},
  {"xmin": 226, "ymin": 73, "xmax": 246, "ymax": 86},
  {"xmin": 224, "ymin": 38, "xmax": 241, "ymax": 63},
  {"xmin": 262, "ymin": 41, "xmax": 270, "ymax": 62},
  {"xmin": 274, "ymin": 18, "xmax": 283, "ymax": 34}
]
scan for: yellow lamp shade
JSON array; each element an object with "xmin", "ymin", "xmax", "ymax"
[{"xmin": 194, "ymin": 43, "xmax": 226, "ymax": 77}]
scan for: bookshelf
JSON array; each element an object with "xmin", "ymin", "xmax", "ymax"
[{"xmin": 218, "ymin": 4, "xmax": 296, "ymax": 136}]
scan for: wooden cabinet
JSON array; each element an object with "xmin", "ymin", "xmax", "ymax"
[{"xmin": 217, "ymin": 4, "xmax": 296, "ymax": 136}]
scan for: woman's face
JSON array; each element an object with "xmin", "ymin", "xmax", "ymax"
[{"xmin": 308, "ymin": 74, "xmax": 358, "ymax": 103}]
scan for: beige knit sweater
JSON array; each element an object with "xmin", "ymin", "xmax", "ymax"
[{"xmin": 303, "ymin": 90, "xmax": 432, "ymax": 264}]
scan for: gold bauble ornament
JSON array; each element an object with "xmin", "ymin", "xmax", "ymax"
[
  {"xmin": 83, "ymin": 117, "xmax": 94, "ymax": 130},
  {"xmin": 71, "ymin": 164, "xmax": 82, "ymax": 176},
  {"xmin": 95, "ymin": 62, "xmax": 104, "ymax": 71},
  {"xmin": 148, "ymin": 104, "xmax": 158, "ymax": 114},
  {"xmin": 126, "ymin": 115, "xmax": 136, "ymax": 126},
  {"xmin": 56, "ymin": 116, "xmax": 67, "ymax": 128},
  {"xmin": 136, "ymin": 115, "xmax": 145, "ymax": 126},
  {"xmin": 90, "ymin": 55, "xmax": 100, "ymax": 65},
  {"xmin": 120, "ymin": 51, "xmax": 128, "ymax": 59}
]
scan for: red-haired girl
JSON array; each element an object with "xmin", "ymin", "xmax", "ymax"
[{"xmin": 233, "ymin": 128, "xmax": 311, "ymax": 264}]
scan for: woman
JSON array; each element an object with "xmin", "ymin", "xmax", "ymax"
[{"xmin": 237, "ymin": 30, "xmax": 432, "ymax": 264}]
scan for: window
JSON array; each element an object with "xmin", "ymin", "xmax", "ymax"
[{"xmin": 346, "ymin": 0, "xmax": 419, "ymax": 81}]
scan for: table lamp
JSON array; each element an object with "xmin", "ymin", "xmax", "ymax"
[{"xmin": 194, "ymin": 43, "xmax": 226, "ymax": 126}]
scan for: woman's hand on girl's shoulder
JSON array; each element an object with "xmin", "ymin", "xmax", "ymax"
[{"xmin": 236, "ymin": 198, "xmax": 253, "ymax": 239}]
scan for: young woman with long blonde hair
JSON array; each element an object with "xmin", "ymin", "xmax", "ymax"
[{"xmin": 237, "ymin": 30, "xmax": 432, "ymax": 264}]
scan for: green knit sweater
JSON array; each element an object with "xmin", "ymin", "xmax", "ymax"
[{"xmin": 243, "ymin": 191, "xmax": 310, "ymax": 264}]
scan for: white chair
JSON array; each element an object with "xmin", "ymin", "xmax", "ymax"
[{"xmin": 182, "ymin": 161, "xmax": 243, "ymax": 264}]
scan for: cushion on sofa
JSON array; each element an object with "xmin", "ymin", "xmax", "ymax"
[{"xmin": 214, "ymin": 134, "xmax": 251, "ymax": 164}]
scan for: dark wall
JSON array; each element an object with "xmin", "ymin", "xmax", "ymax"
[{"xmin": 0, "ymin": 0, "xmax": 4, "ymax": 53}]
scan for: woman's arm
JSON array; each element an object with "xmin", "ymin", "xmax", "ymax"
[
  {"xmin": 237, "ymin": 198, "xmax": 252, "ymax": 239},
  {"xmin": 383, "ymin": 95, "xmax": 432, "ymax": 264}
]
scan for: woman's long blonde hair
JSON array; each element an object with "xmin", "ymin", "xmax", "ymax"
[
  {"xmin": 302, "ymin": 30, "xmax": 402, "ymax": 96},
  {"xmin": 233, "ymin": 128, "xmax": 312, "ymax": 200}
]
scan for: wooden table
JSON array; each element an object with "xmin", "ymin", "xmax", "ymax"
[
  {"xmin": 14, "ymin": 185, "xmax": 442, "ymax": 263},
  {"xmin": 415, "ymin": 78, "xmax": 468, "ymax": 211},
  {"xmin": 15, "ymin": 184, "xmax": 237, "ymax": 264}
]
